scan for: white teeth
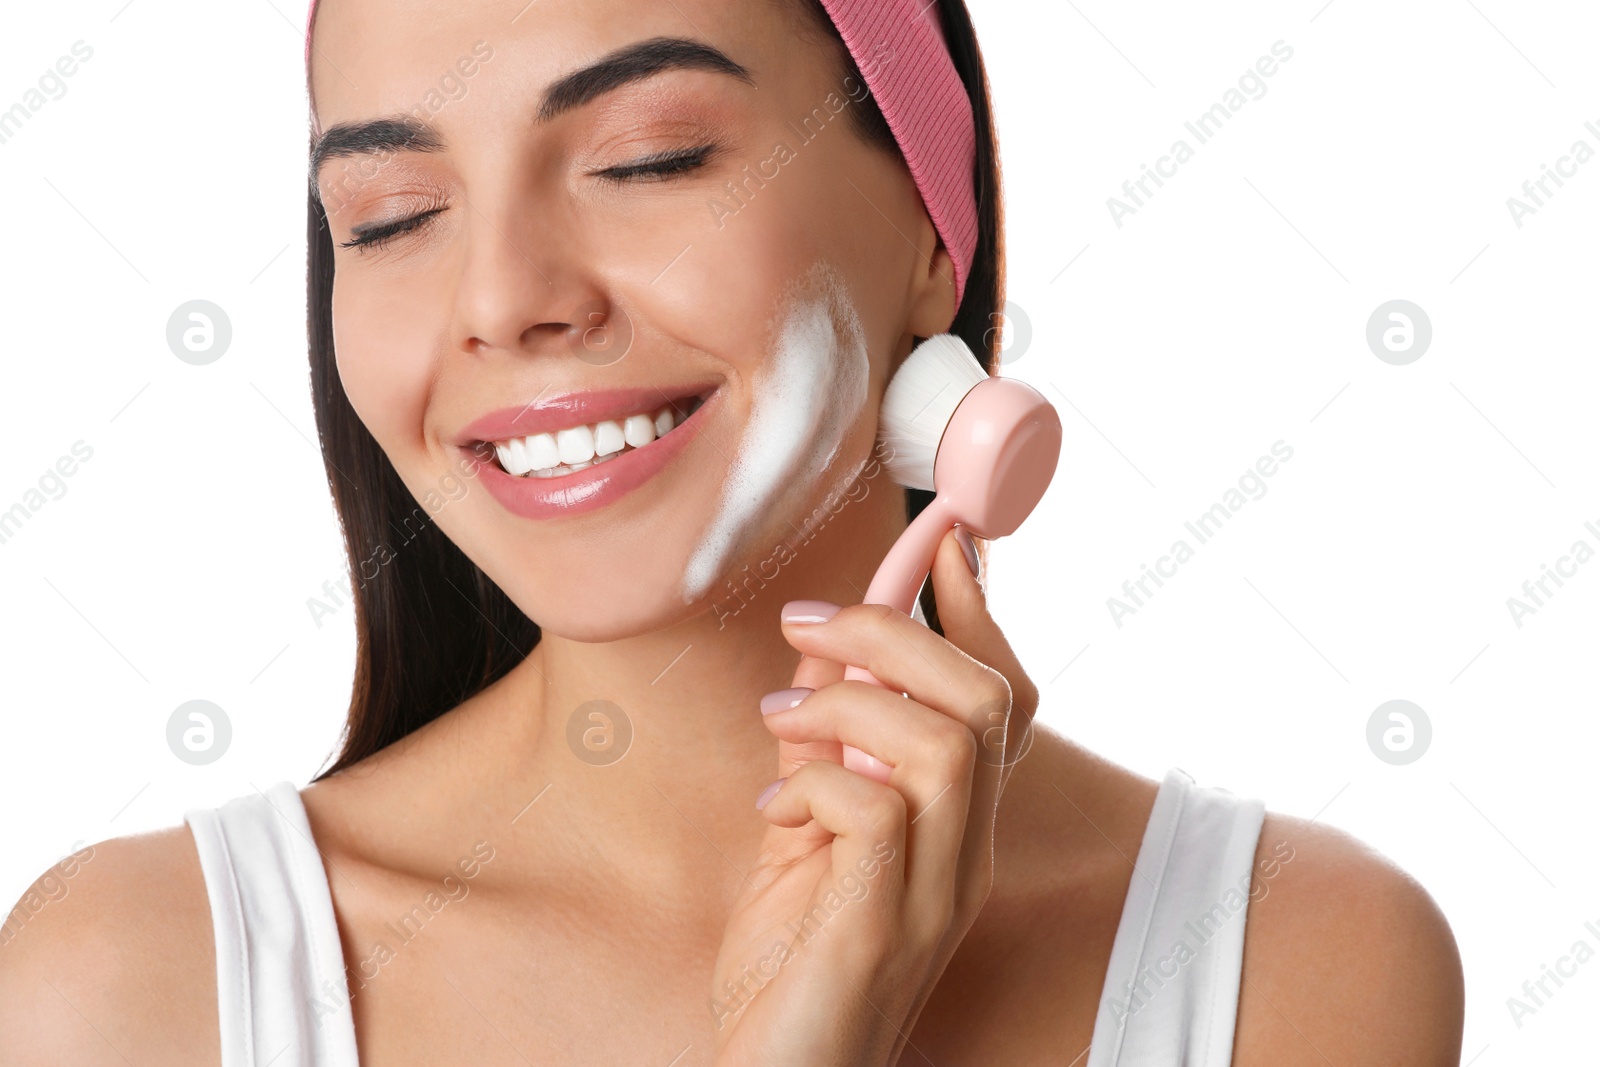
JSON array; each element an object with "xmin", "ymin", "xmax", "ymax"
[
  {"xmin": 594, "ymin": 419, "xmax": 626, "ymax": 457},
  {"xmin": 556, "ymin": 424, "xmax": 596, "ymax": 465},
  {"xmin": 623, "ymin": 414, "xmax": 657, "ymax": 449},
  {"xmin": 502, "ymin": 441, "xmax": 534, "ymax": 476},
  {"xmin": 488, "ymin": 399, "xmax": 702, "ymax": 478},
  {"xmin": 527, "ymin": 432, "xmax": 561, "ymax": 470}
]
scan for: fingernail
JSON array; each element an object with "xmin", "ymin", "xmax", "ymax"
[
  {"xmin": 761, "ymin": 687, "xmax": 813, "ymax": 714},
  {"xmin": 781, "ymin": 600, "xmax": 841, "ymax": 624},
  {"xmin": 756, "ymin": 777, "xmax": 787, "ymax": 810},
  {"xmin": 954, "ymin": 526, "xmax": 981, "ymax": 579}
]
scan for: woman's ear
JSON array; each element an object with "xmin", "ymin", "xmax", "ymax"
[{"xmin": 906, "ymin": 232, "xmax": 958, "ymax": 340}]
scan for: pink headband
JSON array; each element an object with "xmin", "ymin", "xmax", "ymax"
[{"xmin": 304, "ymin": 0, "xmax": 978, "ymax": 304}]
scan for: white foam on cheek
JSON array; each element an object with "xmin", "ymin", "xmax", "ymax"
[{"xmin": 681, "ymin": 262, "xmax": 869, "ymax": 603}]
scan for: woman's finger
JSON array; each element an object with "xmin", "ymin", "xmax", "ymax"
[
  {"xmin": 773, "ymin": 651, "xmax": 847, "ymax": 779},
  {"xmin": 925, "ymin": 528, "xmax": 1039, "ymax": 794},
  {"xmin": 755, "ymin": 758, "xmax": 910, "ymax": 932},
  {"xmin": 931, "ymin": 529, "xmax": 1038, "ymax": 715},
  {"xmin": 778, "ymin": 532, "xmax": 1017, "ymax": 801},
  {"xmin": 778, "ymin": 597, "xmax": 1010, "ymax": 753},
  {"xmin": 761, "ymin": 681, "xmax": 977, "ymax": 896}
]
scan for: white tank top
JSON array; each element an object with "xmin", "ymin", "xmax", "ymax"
[{"xmin": 184, "ymin": 767, "xmax": 1263, "ymax": 1066}]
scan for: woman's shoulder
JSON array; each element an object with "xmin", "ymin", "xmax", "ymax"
[
  {"xmin": 1233, "ymin": 809, "xmax": 1464, "ymax": 1064},
  {"xmin": 984, "ymin": 730, "xmax": 1463, "ymax": 1062},
  {"xmin": 0, "ymin": 821, "xmax": 220, "ymax": 1066}
]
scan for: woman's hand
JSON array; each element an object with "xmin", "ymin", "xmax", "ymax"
[{"xmin": 709, "ymin": 526, "xmax": 1041, "ymax": 1067}]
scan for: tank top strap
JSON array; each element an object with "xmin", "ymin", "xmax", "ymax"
[
  {"xmin": 184, "ymin": 781, "xmax": 360, "ymax": 1066},
  {"xmin": 1086, "ymin": 767, "xmax": 1267, "ymax": 1067}
]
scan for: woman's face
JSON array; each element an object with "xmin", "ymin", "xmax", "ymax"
[{"xmin": 310, "ymin": 0, "xmax": 955, "ymax": 640}]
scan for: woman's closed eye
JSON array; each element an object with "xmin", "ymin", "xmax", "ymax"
[
  {"xmin": 591, "ymin": 142, "xmax": 719, "ymax": 184},
  {"xmin": 339, "ymin": 144, "xmax": 721, "ymax": 254},
  {"xmin": 341, "ymin": 204, "xmax": 448, "ymax": 253}
]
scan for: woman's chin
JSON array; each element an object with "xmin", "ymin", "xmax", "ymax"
[
  {"xmin": 476, "ymin": 450, "xmax": 887, "ymax": 645},
  {"xmin": 499, "ymin": 561, "xmax": 736, "ymax": 646}
]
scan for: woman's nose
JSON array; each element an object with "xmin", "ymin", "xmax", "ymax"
[{"xmin": 448, "ymin": 198, "xmax": 612, "ymax": 361}]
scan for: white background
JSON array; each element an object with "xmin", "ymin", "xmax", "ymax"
[{"xmin": 2, "ymin": 1, "xmax": 1596, "ymax": 1061}]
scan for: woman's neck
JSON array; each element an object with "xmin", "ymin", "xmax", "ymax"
[{"xmin": 462, "ymin": 478, "xmax": 911, "ymax": 898}]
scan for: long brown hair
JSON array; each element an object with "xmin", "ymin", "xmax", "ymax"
[{"xmin": 307, "ymin": 0, "xmax": 1005, "ymax": 778}]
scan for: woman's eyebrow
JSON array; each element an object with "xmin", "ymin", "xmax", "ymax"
[
  {"xmin": 310, "ymin": 36, "xmax": 752, "ymax": 180},
  {"xmin": 538, "ymin": 35, "xmax": 753, "ymax": 122}
]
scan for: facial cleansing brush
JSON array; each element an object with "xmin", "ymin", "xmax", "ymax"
[{"xmin": 842, "ymin": 333, "xmax": 1062, "ymax": 781}]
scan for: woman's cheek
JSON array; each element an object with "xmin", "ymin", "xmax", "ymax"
[
  {"xmin": 593, "ymin": 180, "xmax": 821, "ymax": 371},
  {"xmin": 677, "ymin": 255, "xmax": 873, "ymax": 605},
  {"xmin": 331, "ymin": 280, "xmax": 435, "ymax": 459}
]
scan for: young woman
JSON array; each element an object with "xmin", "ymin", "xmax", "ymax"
[{"xmin": 1, "ymin": 0, "xmax": 1465, "ymax": 1063}]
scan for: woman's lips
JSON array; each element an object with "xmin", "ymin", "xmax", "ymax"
[
  {"xmin": 460, "ymin": 387, "xmax": 721, "ymax": 520},
  {"xmin": 454, "ymin": 382, "xmax": 720, "ymax": 444}
]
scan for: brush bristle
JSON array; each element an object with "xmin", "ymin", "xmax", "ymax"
[{"xmin": 878, "ymin": 334, "xmax": 990, "ymax": 490}]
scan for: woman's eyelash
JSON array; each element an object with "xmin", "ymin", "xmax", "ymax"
[
  {"xmin": 340, "ymin": 145, "xmax": 717, "ymax": 253},
  {"xmin": 593, "ymin": 144, "xmax": 717, "ymax": 183},
  {"xmin": 341, "ymin": 207, "xmax": 447, "ymax": 253}
]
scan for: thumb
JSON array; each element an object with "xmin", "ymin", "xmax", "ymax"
[{"xmin": 929, "ymin": 526, "xmax": 1040, "ymax": 722}]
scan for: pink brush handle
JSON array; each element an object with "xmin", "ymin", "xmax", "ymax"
[{"xmin": 842, "ymin": 495, "xmax": 958, "ymax": 782}]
